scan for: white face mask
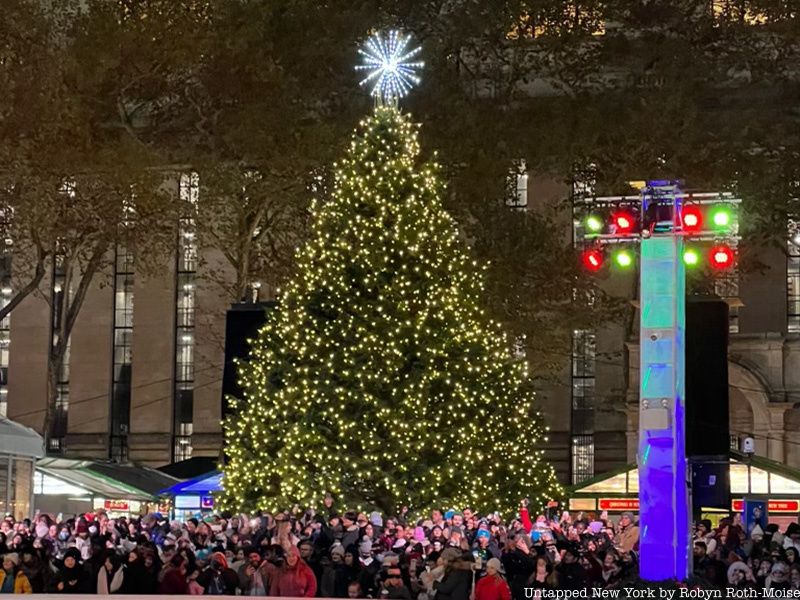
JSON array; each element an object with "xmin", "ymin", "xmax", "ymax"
[{"xmin": 35, "ymin": 524, "xmax": 49, "ymax": 538}]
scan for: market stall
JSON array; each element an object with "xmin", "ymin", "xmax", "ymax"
[
  {"xmin": 568, "ymin": 450, "xmax": 800, "ymax": 528},
  {"xmin": 0, "ymin": 417, "xmax": 44, "ymax": 520},
  {"xmin": 35, "ymin": 457, "xmax": 178, "ymax": 518},
  {"xmin": 159, "ymin": 471, "xmax": 222, "ymax": 520}
]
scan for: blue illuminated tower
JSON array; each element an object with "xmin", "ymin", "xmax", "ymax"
[
  {"xmin": 637, "ymin": 183, "xmax": 690, "ymax": 580},
  {"xmin": 575, "ymin": 179, "xmax": 739, "ymax": 581}
]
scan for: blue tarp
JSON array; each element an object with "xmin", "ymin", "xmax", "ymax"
[{"xmin": 159, "ymin": 471, "xmax": 222, "ymax": 496}]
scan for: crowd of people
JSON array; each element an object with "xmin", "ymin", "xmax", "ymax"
[{"xmin": 0, "ymin": 495, "xmax": 798, "ymax": 596}]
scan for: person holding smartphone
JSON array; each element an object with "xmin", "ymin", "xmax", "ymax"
[{"xmin": 472, "ymin": 529, "xmax": 500, "ymax": 578}]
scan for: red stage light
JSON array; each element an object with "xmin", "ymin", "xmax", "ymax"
[
  {"xmin": 681, "ymin": 205, "xmax": 702, "ymax": 231},
  {"xmin": 612, "ymin": 211, "xmax": 635, "ymax": 233},
  {"xmin": 582, "ymin": 249, "xmax": 604, "ymax": 272},
  {"xmin": 709, "ymin": 245, "xmax": 734, "ymax": 270}
]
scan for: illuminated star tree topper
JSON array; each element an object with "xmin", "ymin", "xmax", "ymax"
[{"xmin": 355, "ymin": 30, "xmax": 424, "ymax": 106}]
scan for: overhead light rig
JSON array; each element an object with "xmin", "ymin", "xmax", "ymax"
[{"xmin": 574, "ymin": 185, "xmax": 740, "ymax": 273}]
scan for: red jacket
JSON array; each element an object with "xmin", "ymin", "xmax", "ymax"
[
  {"xmin": 474, "ymin": 575, "xmax": 511, "ymax": 600},
  {"xmin": 269, "ymin": 560, "xmax": 318, "ymax": 597},
  {"xmin": 158, "ymin": 569, "xmax": 189, "ymax": 595}
]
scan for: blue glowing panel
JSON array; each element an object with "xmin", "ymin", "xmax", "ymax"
[{"xmin": 638, "ymin": 234, "xmax": 690, "ymax": 581}]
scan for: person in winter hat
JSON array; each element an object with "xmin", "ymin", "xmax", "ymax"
[
  {"xmin": 474, "ymin": 558, "xmax": 511, "ymax": 600},
  {"xmin": 727, "ymin": 561, "xmax": 756, "ymax": 589},
  {"xmin": 321, "ymin": 544, "xmax": 346, "ymax": 597},
  {"xmin": 266, "ymin": 545, "xmax": 317, "ymax": 597},
  {"xmin": 766, "ymin": 561, "xmax": 792, "ymax": 591},
  {"xmin": 613, "ymin": 513, "xmax": 639, "ymax": 554},
  {"xmin": 473, "ymin": 529, "xmax": 500, "ymax": 565},
  {"xmin": 0, "ymin": 552, "xmax": 32, "ymax": 594},
  {"xmin": 785, "ymin": 523, "xmax": 800, "ymax": 554},
  {"xmin": 73, "ymin": 521, "xmax": 92, "ymax": 562},
  {"xmin": 51, "ymin": 547, "xmax": 88, "ymax": 594},
  {"xmin": 359, "ymin": 538, "xmax": 379, "ymax": 597},
  {"xmin": 196, "ymin": 551, "xmax": 238, "ymax": 595}
]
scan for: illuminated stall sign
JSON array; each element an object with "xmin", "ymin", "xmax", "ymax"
[
  {"xmin": 732, "ymin": 499, "xmax": 799, "ymax": 513},
  {"xmin": 104, "ymin": 500, "xmax": 130, "ymax": 512},
  {"xmin": 598, "ymin": 498, "xmax": 640, "ymax": 511}
]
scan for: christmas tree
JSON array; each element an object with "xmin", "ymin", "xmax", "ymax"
[{"xmin": 220, "ymin": 104, "xmax": 561, "ymax": 515}]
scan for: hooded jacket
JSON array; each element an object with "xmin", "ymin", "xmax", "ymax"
[
  {"xmin": 474, "ymin": 573, "xmax": 511, "ymax": 600},
  {"xmin": 196, "ymin": 553, "xmax": 239, "ymax": 595},
  {"xmin": 267, "ymin": 549, "xmax": 318, "ymax": 597},
  {"xmin": 0, "ymin": 569, "xmax": 32, "ymax": 594},
  {"xmin": 51, "ymin": 549, "xmax": 89, "ymax": 594}
]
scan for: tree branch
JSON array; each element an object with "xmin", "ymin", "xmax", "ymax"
[{"xmin": 0, "ymin": 241, "xmax": 48, "ymax": 323}]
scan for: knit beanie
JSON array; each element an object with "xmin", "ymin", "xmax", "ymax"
[{"xmin": 3, "ymin": 553, "xmax": 19, "ymax": 567}]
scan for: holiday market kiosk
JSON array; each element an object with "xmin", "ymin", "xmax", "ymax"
[
  {"xmin": 0, "ymin": 417, "xmax": 44, "ymax": 520},
  {"xmin": 568, "ymin": 449, "xmax": 800, "ymax": 530}
]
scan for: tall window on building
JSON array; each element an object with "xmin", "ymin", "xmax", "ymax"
[
  {"xmin": 505, "ymin": 159, "xmax": 528, "ymax": 209},
  {"xmin": 570, "ymin": 169, "xmax": 597, "ymax": 484},
  {"xmin": 109, "ymin": 245, "xmax": 134, "ymax": 462},
  {"xmin": 49, "ymin": 250, "xmax": 70, "ymax": 454},
  {"xmin": 789, "ymin": 230, "xmax": 800, "ymax": 333},
  {"xmin": 571, "ymin": 329, "xmax": 596, "ymax": 483},
  {"xmin": 49, "ymin": 183, "xmax": 76, "ymax": 454},
  {"xmin": 0, "ymin": 206, "xmax": 12, "ymax": 418},
  {"xmin": 0, "ymin": 286, "xmax": 9, "ymax": 419},
  {"xmin": 173, "ymin": 173, "xmax": 198, "ymax": 462}
]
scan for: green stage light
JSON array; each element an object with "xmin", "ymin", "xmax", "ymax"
[
  {"xmin": 711, "ymin": 205, "xmax": 731, "ymax": 228},
  {"xmin": 683, "ymin": 248, "xmax": 700, "ymax": 266},
  {"xmin": 615, "ymin": 249, "xmax": 634, "ymax": 268},
  {"xmin": 586, "ymin": 215, "xmax": 603, "ymax": 233}
]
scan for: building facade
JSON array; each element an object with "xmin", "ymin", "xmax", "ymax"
[{"xmin": 3, "ymin": 174, "xmax": 245, "ymax": 467}]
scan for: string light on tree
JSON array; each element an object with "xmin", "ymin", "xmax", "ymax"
[{"xmin": 355, "ymin": 30, "xmax": 424, "ymax": 105}]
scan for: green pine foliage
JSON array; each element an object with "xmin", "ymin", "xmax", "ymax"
[{"xmin": 220, "ymin": 106, "xmax": 561, "ymax": 515}]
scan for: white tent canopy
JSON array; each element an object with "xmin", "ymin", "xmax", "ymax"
[{"xmin": 0, "ymin": 417, "xmax": 44, "ymax": 458}]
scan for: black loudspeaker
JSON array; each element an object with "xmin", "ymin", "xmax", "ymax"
[
  {"xmin": 686, "ymin": 297, "xmax": 730, "ymax": 457},
  {"xmin": 691, "ymin": 459, "xmax": 731, "ymax": 516},
  {"xmin": 221, "ymin": 302, "xmax": 274, "ymax": 417}
]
